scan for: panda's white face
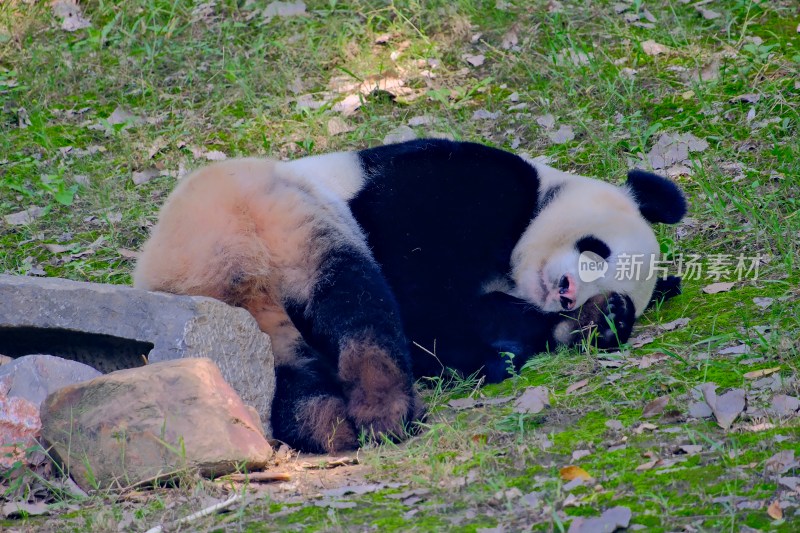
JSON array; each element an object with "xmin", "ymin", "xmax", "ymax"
[{"xmin": 510, "ymin": 162, "xmax": 663, "ymax": 317}]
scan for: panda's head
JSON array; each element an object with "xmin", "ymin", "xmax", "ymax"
[{"xmin": 510, "ymin": 162, "xmax": 687, "ymax": 317}]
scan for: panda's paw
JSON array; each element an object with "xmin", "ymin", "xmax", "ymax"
[
  {"xmin": 554, "ymin": 292, "xmax": 635, "ymax": 349},
  {"xmin": 593, "ymin": 292, "xmax": 635, "ymax": 349},
  {"xmin": 294, "ymin": 394, "xmax": 359, "ymax": 454},
  {"xmin": 347, "ymin": 386, "xmax": 425, "ymax": 444},
  {"xmin": 338, "ymin": 339, "xmax": 424, "ymax": 443}
]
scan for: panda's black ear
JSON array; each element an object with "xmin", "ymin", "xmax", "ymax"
[{"xmin": 626, "ymin": 169, "xmax": 687, "ymax": 224}]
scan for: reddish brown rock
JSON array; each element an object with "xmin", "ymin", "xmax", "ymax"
[
  {"xmin": 40, "ymin": 358, "xmax": 272, "ymax": 491},
  {"xmin": 0, "ymin": 380, "xmax": 41, "ymax": 469}
]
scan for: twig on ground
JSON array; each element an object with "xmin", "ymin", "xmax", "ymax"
[
  {"xmin": 220, "ymin": 472, "xmax": 292, "ymax": 483},
  {"xmin": 144, "ymin": 493, "xmax": 242, "ymax": 533}
]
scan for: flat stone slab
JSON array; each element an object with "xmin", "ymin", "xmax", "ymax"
[{"xmin": 0, "ymin": 274, "xmax": 275, "ymax": 433}]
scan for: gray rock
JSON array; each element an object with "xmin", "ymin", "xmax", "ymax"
[
  {"xmin": 41, "ymin": 358, "xmax": 273, "ymax": 491},
  {"xmin": 0, "ymin": 354, "xmax": 101, "ymax": 407},
  {"xmin": 0, "ymin": 275, "xmax": 275, "ymax": 433}
]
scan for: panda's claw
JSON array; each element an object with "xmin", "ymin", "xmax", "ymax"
[{"xmin": 594, "ymin": 292, "xmax": 634, "ymax": 349}]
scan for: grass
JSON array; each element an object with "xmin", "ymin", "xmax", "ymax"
[{"xmin": 1, "ymin": 0, "xmax": 799, "ymax": 531}]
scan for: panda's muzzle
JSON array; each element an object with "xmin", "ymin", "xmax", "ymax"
[{"xmin": 558, "ymin": 274, "xmax": 576, "ymax": 311}]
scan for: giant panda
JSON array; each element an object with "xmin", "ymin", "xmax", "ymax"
[{"xmin": 133, "ymin": 139, "xmax": 687, "ymax": 453}]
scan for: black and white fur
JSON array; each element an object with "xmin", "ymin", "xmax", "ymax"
[{"xmin": 133, "ymin": 139, "xmax": 686, "ymax": 453}]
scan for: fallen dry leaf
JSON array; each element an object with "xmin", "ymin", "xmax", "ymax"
[
  {"xmin": 647, "ymin": 132, "xmax": 708, "ymax": 170},
  {"xmin": 263, "ymin": 1, "xmax": 306, "ymax": 20},
  {"xmin": 767, "ymin": 499, "xmax": 783, "ymax": 520},
  {"xmin": 688, "ymin": 401, "xmax": 713, "ymax": 418},
  {"xmin": 464, "ymin": 54, "xmax": 485, "ymax": 67},
  {"xmin": 743, "ymin": 367, "xmax": 780, "ymax": 380},
  {"xmin": 322, "ymin": 483, "xmax": 385, "ymax": 497},
  {"xmin": 642, "ymin": 395, "xmax": 670, "ymax": 418},
  {"xmin": 535, "ymin": 114, "xmax": 556, "ymax": 129},
  {"xmin": 753, "ymin": 297, "xmax": 773, "ymax": 310},
  {"xmin": 314, "ymin": 500, "xmax": 356, "ymax": 509},
  {"xmin": 731, "ymin": 93, "xmax": 761, "ymax": 104},
  {"xmin": 471, "ymin": 434, "xmax": 487, "ymax": 445},
  {"xmin": 448, "ymin": 397, "xmax": 478, "ymax": 410},
  {"xmin": 719, "ymin": 344, "xmax": 750, "ymax": 356},
  {"xmin": 332, "ymin": 93, "xmax": 362, "ymax": 115},
  {"xmin": 204, "ymin": 150, "xmax": 227, "ymax": 161},
  {"xmin": 566, "ymin": 378, "xmax": 589, "ymax": 395},
  {"xmin": 107, "ymin": 106, "xmax": 142, "ymax": 127},
  {"xmin": 4, "ymin": 206, "xmax": 45, "ymax": 226},
  {"xmin": 132, "ymin": 168, "xmax": 160, "ymax": 186},
  {"xmin": 598, "ymin": 353, "xmax": 626, "ymax": 368},
  {"xmin": 633, "ymin": 422, "xmax": 658, "ymax": 434},
  {"xmin": 630, "ymin": 334, "xmax": 655, "ymax": 348},
  {"xmin": 501, "ymin": 28, "xmax": 519, "ymax": 50},
  {"xmin": 327, "ymin": 117, "xmax": 354, "ymax": 136},
  {"xmin": 703, "ymin": 281, "xmax": 735, "ymax": 294},
  {"xmin": 44, "ymin": 243, "xmax": 72, "ymax": 254},
  {"xmin": 383, "ymin": 125, "xmax": 417, "ymax": 145},
  {"xmin": 513, "ymin": 386, "xmax": 550, "ymax": 414},
  {"xmin": 562, "ymin": 478, "xmax": 585, "ymax": 492},
  {"xmin": 571, "ymin": 449, "xmax": 591, "ymax": 461},
  {"xmin": 568, "ymin": 506, "xmax": 631, "ymax": 533},
  {"xmin": 2, "ymin": 501, "xmax": 50, "ymax": 518},
  {"xmin": 560, "ymin": 465, "xmax": 592, "ymax": 481},
  {"xmin": 117, "ymin": 248, "xmax": 139, "ymax": 259},
  {"xmin": 677, "ymin": 444, "xmax": 703, "ymax": 456},
  {"xmin": 778, "ymin": 477, "xmax": 799, "ymax": 491},
  {"xmin": 636, "ymin": 459, "xmax": 662, "ymax": 471},
  {"xmin": 472, "ymin": 109, "xmax": 501, "ymax": 121},
  {"xmin": 638, "ymin": 353, "xmax": 669, "ymax": 369},
  {"xmin": 555, "ymin": 49, "xmax": 592, "ymax": 66},
  {"xmin": 701, "ymin": 383, "xmax": 745, "ymax": 430},
  {"xmin": 52, "ymin": 0, "xmax": 91, "ymax": 32},
  {"xmin": 661, "ymin": 317, "xmax": 690, "ymax": 331},
  {"xmin": 408, "ymin": 115, "xmax": 434, "ymax": 127},
  {"xmin": 696, "ymin": 7, "xmax": 721, "ymax": 20},
  {"xmin": 770, "ymin": 394, "xmax": 800, "ymax": 417},
  {"xmin": 765, "ymin": 450, "xmax": 797, "ymax": 474},
  {"xmin": 641, "ymin": 40, "xmax": 669, "ymax": 56},
  {"xmin": 548, "ymin": 125, "xmax": 575, "ymax": 144}
]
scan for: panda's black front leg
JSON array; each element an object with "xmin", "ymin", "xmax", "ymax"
[
  {"xmin": 475, "ymin": 291, "xmax": 635, "ymax": 382},
  {"xmin": 286, "ymin": 245, "xmax": 424, "ymax": 443},
  {"xmin": 475, "ymin": 291, "xmax": 561, "ymax": 381}
]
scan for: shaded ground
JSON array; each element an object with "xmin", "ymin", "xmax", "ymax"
[{"xmin": 1, "ymin": 0, "xmax": 799, "ymax": 531}]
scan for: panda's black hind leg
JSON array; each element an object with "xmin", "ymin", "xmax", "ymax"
[
  {"xmin": 271, "ymin": 345, "xmax": 359, "ymax": 454},
  {"xmin": 285, "ymin": 244, "xmax": 425, "ymax": 445}
]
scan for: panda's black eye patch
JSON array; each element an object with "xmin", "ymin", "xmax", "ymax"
[{"xmin": 576, "ymin": 235, "xmax": 611, "ymax": 260}]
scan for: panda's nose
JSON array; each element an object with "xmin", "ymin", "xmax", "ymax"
[{"xmin": 558, "ymin": 274, "xmax": 576, "ymax": 310}]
